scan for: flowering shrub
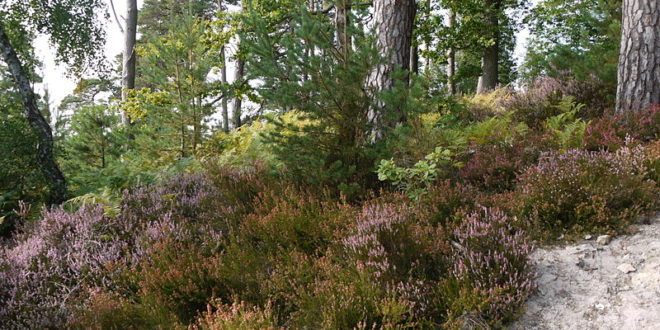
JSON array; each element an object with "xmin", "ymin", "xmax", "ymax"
[
  {"xmin": 443, "ymin": 208, "xmax": 535, "ymax": 327},
  {"xmin": 459, "ymin": 142, "xmax": 540, "ymax": 192},
  {"xmin": 503, "ymin": 76, "xmax": 612, "ymax": 127},
  {"xmin": 193, "ymin": 300, "xmax": 278, "ymax": 330},
  {"xmin": 584, "ymin": 106, "xmax": 659, "ymax": 151},
  {"xmin": 0, "ymin": 206, "xmax": 127, "ymax": 328},
  {"xmin": 516, "ymin": 146, "xmax": 658, "ymax": 236}
]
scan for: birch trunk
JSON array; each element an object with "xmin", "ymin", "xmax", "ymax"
[{"xmin": 0, "ymin": 24, "xmax": 67, "ymax": 205}]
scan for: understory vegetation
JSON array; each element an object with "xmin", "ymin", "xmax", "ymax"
[
  {"xmin": 1, "ymin": 77, "xmax": 658, "ymax": 328},
  {"xmin": 1, "ymin": 0, "xmax": 659, "ymax": 328}
]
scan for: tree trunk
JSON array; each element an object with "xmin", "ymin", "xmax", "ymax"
[
  {"xmin": 122, "ymin": 0, "xmax": 138, "ymax": 124},
  {"xmin": 447, "ymin": 9, "xmax": 457, "ymax": 95},
  {"xmin": 232, "ymin": 56, "xmax": 245, "ymax": 129},
  {"xmin": 335, "ymin": 0, "xmax": 351, "ymax": 59},
  {"xmin": 221, "ymin": 46, "xmax": 229, "ymax": 132},
  {"xmin": 616, "ymin": 0, "xmax": 660, "ymax": 113},
  {"xmin": 366, "ymin": 0, "xmax": 416, "ymax": 141},
  {"xmin": 476, "ymin": 0, "xmax": 500, "ymax": 94},
  {"xmin": 0, "ymin": 24, "xmax": 67, "ymax": 205}
]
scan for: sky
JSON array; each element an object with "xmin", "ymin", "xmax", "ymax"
[{"xmin": 37, "ymin": 1, "xmax": 533, "ymax": 110}]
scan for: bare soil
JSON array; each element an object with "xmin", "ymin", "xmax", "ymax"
[{"xmin": 511, "ymin": 215, "xmax": 660, "ymax": 330}]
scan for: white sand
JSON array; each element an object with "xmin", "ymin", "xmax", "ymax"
[{"xmin": 511, "ymin": 214, "xmax": 660, "ymax": 330}]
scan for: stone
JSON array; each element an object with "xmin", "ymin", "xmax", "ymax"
[
  {"xmin": 584, "ymin": 234, "xmax": 593, "ymax": 240},
  {"xmin": 617, "ymin": 263, "xmax": 636, "ymax": 274},
  {"xmin": 596, "ymin": 235, "xmax": 612, "ymax": 245}
]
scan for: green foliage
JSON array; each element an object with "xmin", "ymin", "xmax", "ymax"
[
  {"xmin": 543, "ymin": 97, "xmax": 589, "ymax": 151},
  {"xmin": 0, "ymin": 72, "xmax": 46, "ymax": 234},
  {"xmin": 242, "ymin": 5, "xmax": 386, "ymax": 198},
  {"xmin": 377, "ymin": 147, "xmax": 454, "ymax": 201},
  {"xmin": 1, "ymin": 0, "xmax": 108, "ymax": 73},
  {"xmin": 522, "ymin": 0, "xmax": 620, "ymax": 93}
]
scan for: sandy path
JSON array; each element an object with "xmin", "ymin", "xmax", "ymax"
[{"xmin": 511, "ymin": 215, "xmax": 660, "ymax": 330}]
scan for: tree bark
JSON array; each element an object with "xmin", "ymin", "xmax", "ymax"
[
  {"xmin": 221, "ymin": 46, "xmax": 229, "ymax": 132},
  {"xmin": 232, "ymin": 56, "xmax": 245, "ymax": 129},
  {"xmin": 476, "ymin": 0, "xmax": 500, "ymax": 94},
  {"xmin": 335, "ymin": 0, "xmax": 351, "ymax": 59},
  {"xmin": 366, "ymin": 0, "xmax": 416, "ymax": 141},
  {"xmin": 447, "ymin": 9, "xmax": 457, "ymax": 95},
  {"xmin": 0, "ymin": 24, "xmax": 67, "ymax": 205},
  {"xmin": 121, "ymin": 0, "xmax": 138, "ymax": 124},
  {"xmin": 616, "ymin": 0, "xmax": 660, "ymax": 113}
]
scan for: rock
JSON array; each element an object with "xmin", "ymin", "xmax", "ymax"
[
  {"xmin": 617, "ymin": 263, "xmax": 636, "ymax": 274},
  {"xmin": 557, "ymin": 234, "xmax": 564, "ymax": 241},
  {"xmin": 584, "ymin": 234, "xmax": 593, "ymax": 240},
  {"xmin": 596, "ymin": 235, "xmax": 612, "ymax": 245},
  {"xmin": 595, "ymin": 303, "xmax": 605, "ymax": 310}
]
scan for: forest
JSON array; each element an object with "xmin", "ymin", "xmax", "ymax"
[{"xmin": 0, "ymin": 0, "xmax": 658, "ymax": 328}]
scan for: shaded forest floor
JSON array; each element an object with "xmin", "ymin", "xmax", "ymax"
[{"xmin": 512, "ymin": 214, "xmax": 660, "ymax": 330}]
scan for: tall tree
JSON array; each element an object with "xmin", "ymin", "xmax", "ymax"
[
  {"xmin": 616, "ymin": 0, "xmax": 659, "ymax": 113},
  {"xmin": 122, "ymin": 0, "xmax": 138, "ymax": 125},
  {"xmin": 366, "ymin": 0, "xmax": 416, "ymax": 141},
  {"xmin": 232, "ymin": 55, "xmax": 245, "ymax": 128},
  {"xmin": 0, "ymin": 0, "xmax": 106, "ymax": 204},
  {"xmin": 336, "ymin": 0, "xmax": 351, "ymax": 59},
  {"xmin": 476, "ymin": 0, "xmax": 501, "ymax": 94}
]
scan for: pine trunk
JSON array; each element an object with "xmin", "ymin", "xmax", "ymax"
[
  {"xmin": 121, "ymin": 0, "xmax": 138, "ymax": 124},
  {"xmin": 366, "ymin": 0, "xmax": 416, "ymax": 141},
  {"xmin": 335, "ymin": 0, "xmax": 351, "ymax": 59},
  {"xmin": 0, "ymin": 24, "xmax": 67, "ymax": 205},
  {"xmin": 616, "ymin": 0, "xmax": 660, "ymax": 113}
]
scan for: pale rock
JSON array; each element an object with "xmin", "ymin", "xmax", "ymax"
[
  {"xmin": 596, "ymin": 235, "xmax": 612, "ymax": 245},
  {"xmin": 617, "ymin": 263, "xmax": 636, "ymax": 274}
]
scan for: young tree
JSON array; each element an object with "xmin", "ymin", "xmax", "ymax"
[
  {"xmin": 616, "ymin": 0, "xmax": 659, "ymax": 113},
  {"xmin": 366, "ymin": 0, "xmax": 416, "ymax": 141},
  {"xmin": 0, "ymin": 0, "xmax": 106, "ymax": 205}
]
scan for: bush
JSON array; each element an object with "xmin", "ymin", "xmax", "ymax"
[
  {"xmin": 441, "ymin": 208, "xmax": 535, "ymax": 327},
  {"xmin": 0, "ymin": 206, "xmax": 128, "ymax": 328},
  {"xmin": 503, "ymin": 76, "xmax": 612, "ymax": 127},
  {"xmin": 193, "ymin": 300, "xmax": 278, "ymax": 330},
  {"xmin": 515, "ymin": 146, "xmax": 658, "ymax": 237},
  {"xmin": 584, "ymin": 106, "xmax": 660, "ymax": 151}
]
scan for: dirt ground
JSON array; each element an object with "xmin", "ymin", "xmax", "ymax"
[{"xmin": 510, "ymin": 214, "xmax": 660, "ymax": 330}]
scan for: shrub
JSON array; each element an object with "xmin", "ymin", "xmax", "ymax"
[
  {"xmin": 193, "ymin": 300, "xmax": 279, "ymax": 330},
  {"xmin": 459, "ymin": 141, "xmax": 539, "ymax": 192},
  {"xmin": 441, "ymin": 208, "xmax": 535, "ymax": 327},
  {"xmin": 414, "ymin": 180, "xmax": 478, "ymax": 227},
  {"xmin": 0, "ymin": 206, "xmax": 128, "ymax": 328},
  {"xmin": 132, "ymin": 239, "xmax": 224, "ymax": 324},
  {"xmin": 503, "ymin": 78, "xmax": 565, "ymax": 127},
  {"xmin": 516, "ymin": 146, "xmax": 658, "ymax": 237},
  {"xmin": 584, "ymin": 106, "xmax": 659, "ymax": 151}
]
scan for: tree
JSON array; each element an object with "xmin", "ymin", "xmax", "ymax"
[
  {"xmin": 366, "ymin": 0, "xmax": 416, "ymax": 141},
  {"xmin": 476, "ymin": 0, "xmax": 501, "ymax": 94},
  {"xmin": 122, "ymin": 0, "xmax": 138, "ymax": 125},
  {"xmin": 522, "ymin": 0, "xmax": 621, "ymax": 91},
  {"xmin": 0, "ymin": 0, "xmax": 106, "ymax": 205},
  {"xmin": 616, "ymin": 0, "xmax": 660, "ymax": 113}
]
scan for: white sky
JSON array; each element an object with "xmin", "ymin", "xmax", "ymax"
[{"xmin": 36, "ymin": 1, "xmax": 533, "ymax": 109}]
